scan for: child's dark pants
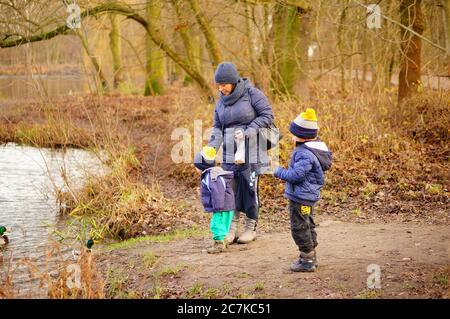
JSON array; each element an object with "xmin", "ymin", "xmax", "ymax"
[{"xmin": 289, "ymin": 200, "xmax": 318, "ymax": 253}]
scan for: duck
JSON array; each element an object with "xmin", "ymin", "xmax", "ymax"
[
  {"xmin": 86, "ymin": 238, "xmax": 94, "ymax": 252},
  {"xmin": 72, "ymin": 238, "xmax": 94, "ymax": 260},
  {"xmin": 0, "ymin": 226, "xmax": 9, "ymax": 244}
]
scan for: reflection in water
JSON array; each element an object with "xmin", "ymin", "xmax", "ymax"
[
  {"xmin": 0, "ymin": 75, "xmax": 89, "ymax": 99},
  {"xmin": 0, "ymin": 143, "xmax": 104, "ymax": 297}
]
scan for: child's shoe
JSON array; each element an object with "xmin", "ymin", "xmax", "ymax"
[
  {"xmin": 207, "ymin": 240, "xmax": 227, "ymax": 254},
  {"xmin": 290, "ymin": 250, "xmax": 317, "ymax": 272},
  {"xmin": 299, "ymin": 250, "xmax": 318, "ymax": 267}
]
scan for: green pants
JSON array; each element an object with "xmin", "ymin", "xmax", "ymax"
[{"xmin": 210, "ymin": 210, "xmax": 234, "ymax": 241}]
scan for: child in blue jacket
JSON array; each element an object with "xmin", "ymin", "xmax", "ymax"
[
  {"xmin": 194, "ymin": 147, "xmax": 235, "ymax": 254},
  {"xmin": 274, "ymin": 108, "xmax": 332, "ymax": 272}
]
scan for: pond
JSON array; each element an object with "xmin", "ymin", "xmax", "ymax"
[{"xmin": 0, "ymin": 143, "xmax": 104, "ymax": 297}]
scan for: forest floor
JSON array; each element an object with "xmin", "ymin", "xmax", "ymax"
[
  {"xmin": 96, "ymin": 218, "xmax": 450, "ymax": 299},
  {"xmin": 0, "ymin": 83, "xmax": 449, "ymax": 298}
]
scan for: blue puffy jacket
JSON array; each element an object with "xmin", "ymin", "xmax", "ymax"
[
  {"xmin": 208, "ymin": 78, "xmax": 274, "ymax": 173},
  {"xmin": 274, "ymin": 139, "xmax": 332, "ymax": 206},
  {"xmin": 200, "ymin": 167, "xmax": 235, "ymax": 212}
]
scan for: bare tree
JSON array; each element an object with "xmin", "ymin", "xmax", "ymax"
[
  {"xmin": 270, "ymin": 3, "xmax": 311, "ymax": 96},
  {"xmin": 187, "ymin": 0, "xmax": 222, "ymax": 67},
  {"xmin": 109, "ymin": 13, "xmax": 125, "ymax": 89},
  {"xmin": 144, "ymin": 0, "xmax": 165, "ymax": 96},
  {"xmin": 442, "ymin": 0, "xmax": 450, "ymax": 75},
  {"xmin": 398, "ymin": 0, "xmax": 424, "ymax": 103},
  {"xmin": 170, "ymin": 0, "xmax": 202, "ymax": 85}
]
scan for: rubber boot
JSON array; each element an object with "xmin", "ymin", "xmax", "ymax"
[
  {"xmin": 207, "ymin": 240, "xmax": 227, "ymax": 254},
  {"xmin": 237, "ymin": 217, "xmax": 257, "ymax": 244},
  {"xmin": 290, "ymin": 250, "xmax": 317, "ymax": 272},
  {"xmin": 225, "ymin": 211, "xmax": 240, "ymax": 245}
]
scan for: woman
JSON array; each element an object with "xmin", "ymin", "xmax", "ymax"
[{"xmin": 207, "ymin": 61, "xmax": 274, "ymax": 244}]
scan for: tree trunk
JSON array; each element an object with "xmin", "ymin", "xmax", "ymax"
[
  {"xmin": 271, "ymin": 4, "xmax": 309, "ymax": 97},
  {"xmin": 295, "ymin": 9, "xmax": 310, "ymax": 97},
  {"xmin": 315, "ymin": 0, "xmax": 324, "ymax": 74},
  {"xmin": 170, "ymin": 0, "xmax": 197, "ymax": 85},
  {"xmin": 145, "ymin": 0, "xmax": 165, "ymax": 96},
  {"xmin": 337, "ymin": 1, "xmax": 348, "ymax": 94},
  {"xmin": 109, "ymin": 13, "xmax": 125, "ymax": 89},
  {"xmin": 244, "ymin": 3, "xmax": 258, "ymax": 86},
  {"xmin": 77, "ymin": 29, "xmax": 108, "ymax": 92},
  {"xmin": 442, "ymin": 0, "xmax": 450, "ymax": 75},
  {"xmin": 271, "ymin": 4, "xmax": 287, "ymax": 95},
  {"xmin": 192, "ymin": 34, "xmax": 202, "ymax": 75},
  {"xmin": 383, "ymin": 0, "xmax": 398, "ymax": 89},
  {"xmin": 398, "ymin": 0, "xmax": 424, "ymax": 104},
  {"xmin": 258, "ymin": 3, "xmax": 272, "ymax": 94},
  {"xmin": 187, "ymin": 0, "xmax": 222, "ymax": 67}
]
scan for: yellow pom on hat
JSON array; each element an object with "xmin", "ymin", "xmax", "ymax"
[
  {"xmin": 201, "ymin": 146, "xmax": 216, "ymax": 161},
  {"xmin": 300, "ymin": 108, "xmax": 317, "ymax": 122}
]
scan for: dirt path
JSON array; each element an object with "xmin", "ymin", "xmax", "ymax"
[{"xmin": 100, "ymin": 219, "xmax": 449, "ymax": 299}]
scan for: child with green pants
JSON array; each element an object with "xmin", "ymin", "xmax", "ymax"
[{"xmin": 195, "ymin": 147, "xmax": 235, "ymax": 254}]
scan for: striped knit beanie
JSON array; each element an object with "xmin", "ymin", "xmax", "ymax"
[{"xmin": 289, "ymin": 108, "xmax": 319, "ymax": 139}]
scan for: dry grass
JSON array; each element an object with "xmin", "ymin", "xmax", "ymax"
[
  {"xmin": 1, "ymin": 241, "xmax": 104, "ymax": 299},
  {"xmin": 44, "ymin": 249, "xmax": 105, "ymax": 299},
  {"xmin": 59, "ymin": 171, "xmax": 193, "ymax": 240},
  {"xmin": 0, "ymin": 252, "xmax": 16, "ymax": 298},
  {"xmin": 56, "ymin": 139, "xmax": 202, "ymax": 240}
]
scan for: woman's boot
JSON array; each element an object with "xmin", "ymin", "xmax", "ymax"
[
  {"xmin": 225, "ymin": 211, "xmax": 240, "ymax": 244},
  {"xmin": 237, "ymin": 216, "xmax": 257, "ymax": 244}
]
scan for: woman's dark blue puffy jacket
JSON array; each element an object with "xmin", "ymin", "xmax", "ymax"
[{"xmin": 207, "ymin": 78, "xmax": 274, "ymax": 173}]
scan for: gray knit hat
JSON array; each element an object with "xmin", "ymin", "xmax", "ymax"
[{"xmin": 214, "ymin": 62, "xmax": 240, "ymax": 84}]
